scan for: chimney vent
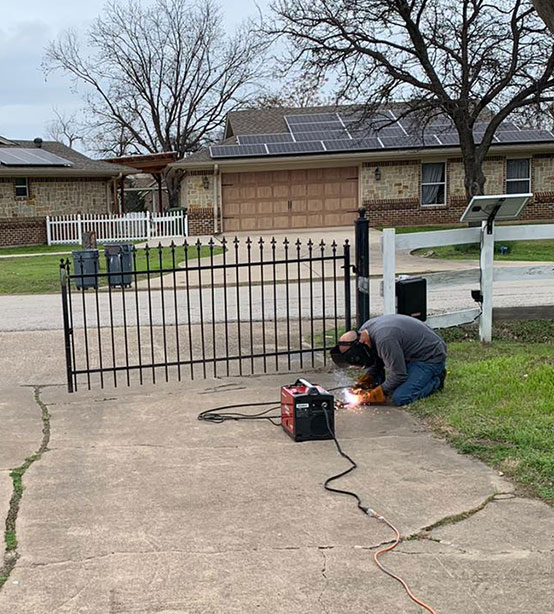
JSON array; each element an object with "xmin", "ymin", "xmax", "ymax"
[{"xmin": 33, "ymin": 137, "xmax": 43, "ymax": 148}]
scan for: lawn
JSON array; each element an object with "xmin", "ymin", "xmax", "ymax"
[
  {"xmin": 0, "ymin": 244, "xmax": 78, "ymax": 256},
  {"xmin": 413, "ymin": 239, "xmax": 554, "ymax": 261},
  {"xmin": 0, "ymin": 244, "xmax": 222, "ymax": 295},
  {"xmin": 411, "ymin": 321, "xmax": 554, "ymax": 504}
]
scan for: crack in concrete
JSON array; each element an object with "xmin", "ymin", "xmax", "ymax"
[
  {"xmin": 0, "ymin": 386, "xmax": 51, "ymax": 591},
  {"xmin": 317, "ymin": 548, "xmax": 329, "ymax": 614},
  {"xmin": 406, "ymin": 491, "xmax": 515, "ymax": 542}
]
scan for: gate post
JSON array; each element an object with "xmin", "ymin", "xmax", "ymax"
[
  {"xmin": 343, "ymin": 240, "xmax": 352, "ymax": 331},
  {"xmin": 354, "ymin": 207, "xmax": 370, "ymax": 328},
  {"xmin": 479, "ymin": 221, "xmax": 494, "ymax": 343},
  {"xmin": 60, "ymin": 260, "xmax": 74, "ymax": 393}
]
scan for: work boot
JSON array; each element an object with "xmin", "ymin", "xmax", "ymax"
[{"xmin": 438, "ymin": 368, "xmax": 447, "ymax": 391}]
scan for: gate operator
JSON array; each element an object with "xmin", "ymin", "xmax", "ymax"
[{"xmin": 281, "ymin": 378, "xmax": 334, "ymax": 442}]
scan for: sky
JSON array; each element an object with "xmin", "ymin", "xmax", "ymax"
[{"xmin": 0, "ymin": 0, "xmax": 267, "ymax": 141}]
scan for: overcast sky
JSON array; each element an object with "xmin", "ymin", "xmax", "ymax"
[{"xmin": 0, "ymin": 0, "xmax": 266, "ymax": 141}]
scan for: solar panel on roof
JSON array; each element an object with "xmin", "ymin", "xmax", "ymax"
[
  {"xmin": 496, "ymin": 129, "xmax": 554, "ymax": 143},
  {"xmin": 323, "ymin": 138, "xmax": 382, "ymax": 152},
  {"xmin": 238, "ymin": 134, "xmax": 294, "ymax": 144},
  {"xmin": 210, "ymin": 144, "xmax": 267, "ymax": 158},
  {"xmin": 285, "ymin": 113, "xmax": 339, "ymax": 124},
  {"xmin": 293, "ymin": 129, "xmax": 350, "ymax": 141},
  {"xmin": 266, "ymin": 141, "xmax": 325, "ymax": 155},
  {"xmin": 435, "ymin": 133, "xmax": 460, "ymax": 146},
  {"xmin": 380, "ymin": 135, "xmax": 425, "ymax": 149},
  {"xmin": 0, "ymin": 148, "xmax": 74, "ymax": 167}
]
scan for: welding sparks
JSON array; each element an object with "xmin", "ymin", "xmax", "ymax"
[{"xmin": 343, "ymin": 389, "xmax": 361, "ymax": 408}]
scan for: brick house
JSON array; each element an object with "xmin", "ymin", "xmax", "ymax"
[
  {"xmin": 172, "ymin": 106, "xmax": 554, "ymax": 235},
  {"xmin": 0, "ymin": 137, "xmax": 133, "ymax": 246}
]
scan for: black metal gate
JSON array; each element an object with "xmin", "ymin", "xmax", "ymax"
[{"xmin": 60, "ymin": 236, "xmax": 353, "ymax": 392}]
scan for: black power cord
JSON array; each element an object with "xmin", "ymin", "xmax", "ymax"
[{"xmin": 197, "ymin": 401, "xmax": 282, "ymax": 426}]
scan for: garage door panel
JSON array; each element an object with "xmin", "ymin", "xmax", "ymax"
[
  {"xmin": 222, "ymin": 167, "xmax": 358, "ymax": 232},
  {"xmin": 273, "ymin": 200, "xmax": 289, "ymax": 214},
  {"xmin": 307, "ymin": 199, "xmax": 324, "ymax": 211},
  {"xmin": 273, "ymin": 185, "xmax": 289, "ymax": 198},
  {"xmin": 257, "ymin": 186, "xmax": 273, "ymax": 199},
  {"xmin": 290, "ymin": 184, "xmax": 307, "ymax": 198}
]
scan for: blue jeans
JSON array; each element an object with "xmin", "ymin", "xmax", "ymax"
[{"xmin": 389, "ymin": 361, "xmax": 445, "ymax": 406}]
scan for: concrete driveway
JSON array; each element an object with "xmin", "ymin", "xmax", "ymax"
[{"xmin": 0, "ymin": 332, "xmax": 553, "ymax": 613}]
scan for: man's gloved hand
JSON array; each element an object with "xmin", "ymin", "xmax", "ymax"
[
  {"xmin": 354, "ymin": 373, "xmax": 375, "ymax": 391},
  {"xmin": 358, "ymin": 385, "xmax": 387, "ymax": 405}
]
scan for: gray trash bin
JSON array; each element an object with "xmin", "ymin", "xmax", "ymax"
[
  {"xmin": 72, "ymin": 249, "xmax": 99, "ymax": 290},
  {"xmin": 104, "ymin": 243, "xmax": 133, "ymax": 287}
]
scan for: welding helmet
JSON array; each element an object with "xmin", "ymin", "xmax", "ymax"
[{"xmin": 330, "ymin": 332, "xmax": 377, "ymax": 369}]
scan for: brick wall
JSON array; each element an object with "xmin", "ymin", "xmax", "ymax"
[
  {"xmin": 188, "ymin": 206, "xmax": 215, "ymax": 235},
  {"xmin": 0, "ymin": 177, "xmax": 110, "ymax": 218},
  {"xmin": 183, "ymin": 170, "xmax": 215, "ymax": 210},
  {"xmin": 0, "ymin": 217, "xmax": 46, "ymax": 246},
  {"xmin": 362, "ymin": 155, "xmax": 554, "ymax": 227}
]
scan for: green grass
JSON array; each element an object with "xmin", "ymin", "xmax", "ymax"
[
  {"xmin": 0, "ymin": 244, "xmax": 78, "ymax": 256},
  {"xmin": 411, "ymin": 321, "xmax": 554, "ymax": 503},
  {"xmin": 0, "ymin": 245, "xmax": 223, "ymax": 295},
  {"xmin": 413, "ymin": 239, "xmax": 554, "ymax": 262}
]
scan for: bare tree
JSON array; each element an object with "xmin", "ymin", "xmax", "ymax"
[
  {"xmin": 533, "ymin": 0, "xmax": 554, "ymax": 33},
  {"xmin": 267, "ymin": 0, "xmax": 554, "ymax": 198},
  {"xmin": 44, "ymin": 0, "xmax": 267, "ymax": 206},
  {"xmin": 46, "ymin": 108, "xmax": 85, "ymax": 148},
  {"xmin": 256, "ymin": 73, "xmax": 331, "ymax": 108}
]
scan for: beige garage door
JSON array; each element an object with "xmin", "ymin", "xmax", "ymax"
[{"xmin": 222, "ymin": 167, "xmax": 359, "ymax": 232}]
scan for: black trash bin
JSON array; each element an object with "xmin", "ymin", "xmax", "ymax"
[
  {"xmin": 105, "ymin": 243, "xmax": 133, "ymax": 287},
  {"xmin": 72, "ymin": 249, "xmax": 99, "ymax": 290}
]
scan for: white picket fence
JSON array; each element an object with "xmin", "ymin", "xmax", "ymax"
[{"xmin": 46, "ymin": 210, "xmax": 188, "ymax": 245}]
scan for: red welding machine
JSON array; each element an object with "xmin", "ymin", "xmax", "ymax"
[{"xmin": 281, "ymin": 379, "xmax": 334, "ymax": 442}]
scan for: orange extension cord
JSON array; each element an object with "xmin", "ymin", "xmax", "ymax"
[{"xmin": 367, "ymin": 509, "xmax": 437, "ymax": 613}]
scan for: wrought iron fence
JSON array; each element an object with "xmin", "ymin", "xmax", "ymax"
[{"xmin": 60, "ymin": 237, "xmax": 353, "ymax": 392}]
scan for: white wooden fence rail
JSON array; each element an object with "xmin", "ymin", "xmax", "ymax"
[
  {"xmin": 381, "ymin": 223, "xmax": 554, "ymax": 342},
  {"xmin": 46, "ymin": 211, "xmax": 188, "ymax": 245}
]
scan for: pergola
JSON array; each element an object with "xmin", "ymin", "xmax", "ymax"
[{"xmin": 103, "ymin": 152, "xmax": 179, "ymax": 214}]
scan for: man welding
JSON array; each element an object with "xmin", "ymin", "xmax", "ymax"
[{"xmin": 330, "ymin": 314, "xmax": 447, "ymax": 406}]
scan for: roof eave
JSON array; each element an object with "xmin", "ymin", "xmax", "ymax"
[
  {"xmin": 0, "ymin": 167, "xmax": 135, "ymax": 178},
  {"xmin": 171, "ymin": 142, "xmax": 554, "ymax": 170}
]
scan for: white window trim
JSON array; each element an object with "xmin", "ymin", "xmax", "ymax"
[
  {"xmin": 505, "ymin": 157, "xmax": 531, "ymax": 194},
  {"xmin": 421, "ymin": 161, "xmax": 447, "ymax": 207},
  {"xmin": 14, "ymin": 177, "xmax": 29, "ymax": 199}
]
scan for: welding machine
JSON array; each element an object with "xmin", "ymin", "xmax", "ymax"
[{"xmin": 281, "ymin": 379, "xmax": 334, "ymax": 442}]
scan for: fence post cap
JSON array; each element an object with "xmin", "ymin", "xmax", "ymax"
[{"xmin": 358, "ymin": 206, "xmax": 367, "ymax": 218}]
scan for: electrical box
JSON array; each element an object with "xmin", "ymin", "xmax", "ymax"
[{"xmin": 396, "ymin": 277, "xmax": 427, "ymax": 321}]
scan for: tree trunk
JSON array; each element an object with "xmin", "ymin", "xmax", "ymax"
[
  {"xmin": 533, "ymin": 0, "xmax": 554, "ymax": 34},
  {"xmin": 462, "ymin": 155, "xmax": 487, "ymax": 200},
  {"xmin": 164, "ymin": 168, "xmax": 183, "ymax": 210}
]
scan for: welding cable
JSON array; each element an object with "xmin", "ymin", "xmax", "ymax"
[
  {"xmin": 321, "ymin": 406, "xmax": 437, "ymax": 614},
  {"xmin": 197, "ymin": 387, "xmax": 345, "ymax": 425},
  {"xmin": 197, "ymin": 401, "xmax": 282, "ymax": 425}
]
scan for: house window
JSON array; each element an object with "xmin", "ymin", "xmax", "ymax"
[
  {"xmin": 506, "ymin": 159, "xmax": 531, "ymax": 194},
  {"xmin": 15, "ymin": 178, "xmax": 29, "ymax": 199},
  {"xmin": 421, "ymin": 162, "xmax": 446, "ymax": 205}
]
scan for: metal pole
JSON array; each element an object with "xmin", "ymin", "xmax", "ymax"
[
  {"xmin": 60, "ymin": 260, "xmax": 74, "ymax": 393},
  {"xmin": 382, "ymin": 228, "xmax": 396, "ymax": 315},
  {"xmin": 354, "ymin": 207, "xmax": 370, "ymax": 328},
  {"xmin": 479, "ymin": 221, "xmax": 494, "ymax": 343},
  {"xmin": 344, "ymin": 240, "xmax": 352, "ymax": 331}
]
